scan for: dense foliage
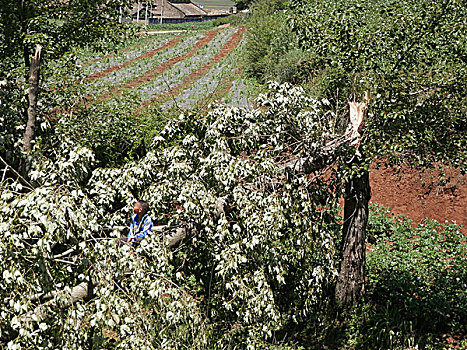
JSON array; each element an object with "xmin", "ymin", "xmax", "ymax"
[
  {"xmin": 1, "ymin": 0, "xmax": 466, "ymax": 347},
  {"xmin": 242, "ymin": 0, "xmax": 313, "ymax": 86},
  {"xmin": 360, "ymin": 206, "xmax": 466, "ymax": 349},
  {"xmin": 1, "ymin": 84, "xmax": 344, "ymax": 348},
  {"xmin": 288, "ymin": 0, "xmax": 466, "ymax": 166},
  {"xmin": 232, "ymin": 0, "xmax": 255, "ymax": 11},
  {"xmin": 0, "ymin": 0, "xmax": 134, "ymax": 72},
  {"xmin": 0, "ymin": 0, "xmax": 136, "ymax": 169}
]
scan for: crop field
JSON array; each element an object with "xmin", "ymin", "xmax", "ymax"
[
  {"xmin": 194, "ymin": 0, "xmax": 235, "ymax": 9},
  {"xmin": 56, "ymin": 26, "xmax": 252, "ymax": 120}
]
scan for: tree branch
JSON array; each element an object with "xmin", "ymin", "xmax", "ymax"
[
  {"xmin": 280, "ymin": 98, "xmax": 367, "ymax": 174},
  {"xmin": 22, "ymin": 282, "xmax": 91, "ymax": 324},
  {"xmin": 0, "ymin": 155, "xmax": 35, "ymax": 190}
]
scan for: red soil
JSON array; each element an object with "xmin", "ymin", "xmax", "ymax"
[
  {"xmin": 370, "ymin": 163, "xmax": 466, "ymax": 227},
  {"xmin": 84, "ymin": 36, "xmax": 182, "ymax": 82},
  {"xmin": 98, "ymin": 29, "xmax": 220, "ymax": 101}
]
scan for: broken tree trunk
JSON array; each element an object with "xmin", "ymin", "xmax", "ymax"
[
  {"xmin": 23, "ymin": 44, "xmax": 42, "ymax": 152},
  {"xmin": 335, "ymin": 97, "xmax": 371, "ymax": 307},
  {"xmin": 335, "ymin": 165, "xmax": 371, "ymax": 306}
]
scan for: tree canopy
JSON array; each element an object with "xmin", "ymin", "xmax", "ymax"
[
  {"xmin": 288, "ymin": 0, "xmax": 466, "ymax": 167},
  {"xmin": 0, "ymin": 83, "xmax": 344, "ymax": 348},
  {"xmin": 232, "ymin": 0, "xmax": 255, "ymax": 10},
  {"xmin": 0, "ymin": 0, "xmax": 134, "ymax": 72}
]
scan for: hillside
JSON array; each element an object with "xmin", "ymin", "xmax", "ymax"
[{"xmin": 1, "ymin": 3, "xmax": 465, "ymax": 345}]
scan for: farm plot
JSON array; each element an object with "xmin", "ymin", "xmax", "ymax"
[
  {"xmin": 88, "ymin": 28, "xmax": 223, "ymax": 103},
  {"xmin": 131, "ymin": 27, "xmax": 238, "ymax": 103},
  {"xmin": 161, "ymin": 55, "xmax": 237, "ymax": 110},
  {"xmin": 160, "ymin": 32, "xmax": 249, "ymax": 110},
  {"xmin": 43, "ymin": 32, "xmax": 184, "ymax": 95},
  {"xmin": 81, "ymin": 33, "xmax": 205, "ymax": 98},
  {"xmin": 135, "ymin": 26, "xmax": 244, "ymax": 109},
  {"xmin": 50, "ymin": 26, "xmax": 251, "ymax": 122},
  {"xmin": 80, "ymin": 34, "xmax": 180, "ymax": 75}
]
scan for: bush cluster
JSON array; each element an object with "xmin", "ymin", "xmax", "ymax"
[
  {"xmin": 242, "ymin": 0, "xmax": 311, "ymax": 85},
  {"xmin": 335, "ymin": 205, "xmax": 467, "ymax": 349}
]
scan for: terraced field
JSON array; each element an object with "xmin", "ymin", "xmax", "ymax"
[{"xmin": 63, "ymin": 25, "xmax": 252, "ymax": 118}]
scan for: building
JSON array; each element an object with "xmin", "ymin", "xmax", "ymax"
[
  {"xmin": 130, "ymin": 3, "xmax": 158, "ymax": 23},
  {"xmin": 130, "ymin": 0, "xmax": 230, "ymax": 24}
]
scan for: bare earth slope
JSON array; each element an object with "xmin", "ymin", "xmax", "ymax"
[{"xmin": 370, "ymin": 163, "xmax": 466, "ymax": 227}]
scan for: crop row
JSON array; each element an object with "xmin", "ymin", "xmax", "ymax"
[
  {"xmin": 85, "ymin": 26, "xmax": 242, "ymax": 111},
  {"xmin": 80, "ymin": 34, "xmax": 177, "ymax": 72},
  {"xmin": 80, "ymin": 32, "xmax": 206, "ymax": 98},
  {"xmin": 89, "ymin": 29, "xmax": 224, "ymax": 102},
  {"xmin": 48, "ymin": 26, "xmax": 250, "ymax": 120},
  {"xmin": 134, "ymin": 27, "xmax": 242, "ymax": 107},
  {"xmin": 138, "ymin": 26, "xmax": 246, "ymax": 112}
]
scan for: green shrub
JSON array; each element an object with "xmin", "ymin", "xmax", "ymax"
[
  {"xmin": 213, "ymin": 14, "xmax": 244, "ymax": 27},
  {"xmin": 348, "ymin": 204, "xmax": 467, "ymax": 349},
  {"xmin": 242, "ymin": 0, "xmax": 302, "ymax": 83}
]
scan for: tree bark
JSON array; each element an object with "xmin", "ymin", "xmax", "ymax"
[
  {"xmin": 137, "ymin": 1, "xmax": 140, "ymax": 22},
  {"xmin": 22, "ymin": 282, "xmax": 91, "ymax": 324},
  {"xmin": 335, "ymin": 167, "xmax": 371, "ymax": 306},
  {"xmin": 23, "ymin": 44, "xmax": 42, "ymax": 152}
]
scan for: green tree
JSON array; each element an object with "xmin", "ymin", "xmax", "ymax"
[
  {"xmin": 0, "ymin": 0, "xmax": 134, "ymax": 152},
  {"xmin": 288, "ymin": 0, "xmax": 466, "ymax": 306},
  {"xmin": 242, "ymin": 0, "xmax": 301, "ymax": 83},
  {"xmin": 233, "ymin": 0, "xmax": 256, "ymax": 10}
]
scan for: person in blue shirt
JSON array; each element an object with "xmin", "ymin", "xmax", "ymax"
[{"xmin": 121, "ymin": 200, "xmax": 153, "ymax": 246}]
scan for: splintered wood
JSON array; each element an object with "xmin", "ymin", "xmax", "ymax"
[{"xmin": 347, "ymin": 92, "xmax": 368, "ymax": 144}]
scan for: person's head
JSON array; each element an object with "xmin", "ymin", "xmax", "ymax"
[{"xmin": 134, "ymin": 200, "xmax": 149, "ymax": 216}]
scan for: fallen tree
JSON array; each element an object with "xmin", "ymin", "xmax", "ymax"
[{"xmin": 0, "ymin": 83, "xmax": 366, "ymax": 348}]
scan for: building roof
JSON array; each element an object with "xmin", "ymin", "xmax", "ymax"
[
  {"xmin": 204, "ymin": 8, "xmax": 230, "ymax": 16},
  {"xmin": 171, "ymin": 2, "xmax": 207, "ymax": 17}
]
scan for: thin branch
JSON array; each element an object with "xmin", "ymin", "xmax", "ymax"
[
  {"xmin": 103, "ymin": 224, "xmax": 166, "ymax": 232},
  {"xmin": 53, "ymin": 246, "xmax": 77, "ymax": 259},
  {"xmin": 0, "ymin": 155, "xmax": 34, "ymax": 190},
  {"xmin": 27, "ymin": 290, "xmax": 57, "ymax": 302},
  {"xmin": 53, "ymin": 258, "xmax": 77, "ymax": 265},
  {"xmin": 1, "ymin": 165, "xmax": 8, "ymax": 182}
]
